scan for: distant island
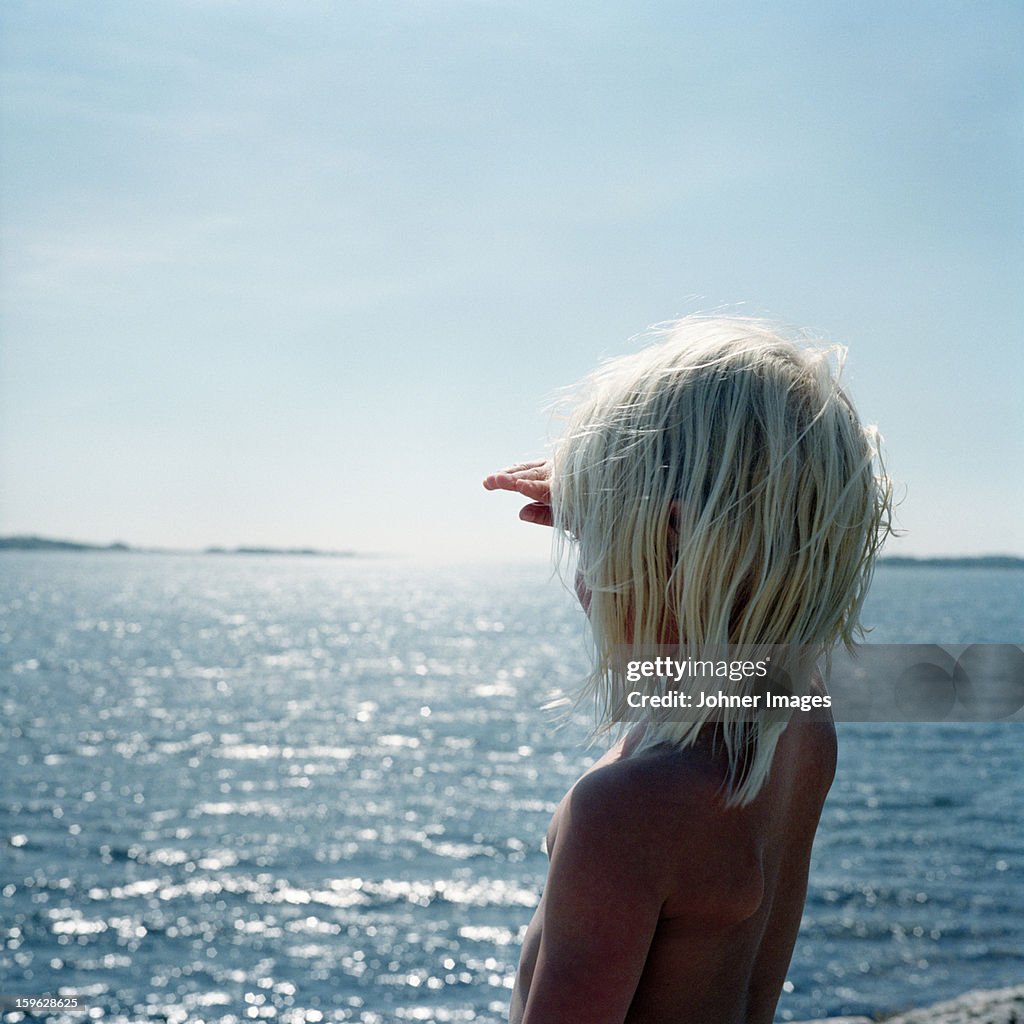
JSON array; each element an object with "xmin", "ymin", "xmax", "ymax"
[
  {"xmin": 203, "ymin": 545, "xmax": 357, "ymax": 558},
  {"xmin": 0, "ymin": 536, "xmax": 133, "ymax": 552},
  {"xmin": 0, "ymin": 535, "xmax": 357, "ymax": 557},
  {"xmin": 878, "ymin": 555, "xmax": 1024, "ymax": 569},
  {"xmin": 2, "ymin": 537, "xmax": 1021, "ymax": 568}
]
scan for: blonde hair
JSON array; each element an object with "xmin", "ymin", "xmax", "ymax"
[{"xmin": 550, "ymin": 316, "xmax": 893, "ymax": 804}]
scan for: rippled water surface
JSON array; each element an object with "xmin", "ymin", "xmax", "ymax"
[{"xmin": 1, "ymin": 554, "xmax": 1022, "ymax": 1021}]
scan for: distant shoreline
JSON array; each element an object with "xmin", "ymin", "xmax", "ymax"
[
  {"xmin": 0, "ymin": 536, "xmax": 1021, "ymax": 567},
  {"xmin": 876, "ymin": 554, "xmax": 1024, "ymax": 569},
  {"xmin": 0, "ymin": 535, "xmax": 360, "ymax": 558}
]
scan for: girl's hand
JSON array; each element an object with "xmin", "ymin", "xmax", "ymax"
[{"xmin": 482, "ymin": 459, "xmax": 553, "ymax": 527}]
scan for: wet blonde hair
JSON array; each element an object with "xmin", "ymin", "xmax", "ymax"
[{"xmin": 551, "ymin": 316, "xmax": 893, "ymax": 804}]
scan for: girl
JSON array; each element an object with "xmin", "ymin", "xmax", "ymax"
[{"xmin": 484, "ymin": 316, "xmax": 892, "ymax": 1023}]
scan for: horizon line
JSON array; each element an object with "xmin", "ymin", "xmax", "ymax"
[{"xmin": 1, "ymin": 534, "xmax": 1023, "ymax": 566}]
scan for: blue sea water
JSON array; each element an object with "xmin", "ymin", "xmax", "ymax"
[{"xmin": 0, "ymin": 554, "xmax": 1021, "ymax": 1022}]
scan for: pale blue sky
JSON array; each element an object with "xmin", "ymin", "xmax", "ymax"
[{"xmin": 1, "ymin": 1, "xmax": 1021, "ymax": 560}]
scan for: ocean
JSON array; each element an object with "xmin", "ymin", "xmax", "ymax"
[{"xmin": 1, "ymin": 554, "xmax": 1022, "ymax": 1022}]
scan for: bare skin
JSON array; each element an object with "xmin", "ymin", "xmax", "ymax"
[
  {"xmin": 483, "ymin": 461, "xmax": 837, "ymax": 1024},
  {"xmin": 482, "ymin": 460, "xmax": 555, "ymax": 527}
]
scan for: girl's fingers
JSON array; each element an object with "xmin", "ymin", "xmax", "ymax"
[
  {"xmin": 502, "ymin": 459, "xmax": 548, "ymax": 474},
  {"xmin": 482, "ymin": 460, "xmax": 551, "ymax": 492},
  {"xmin": 515, "ymin": 478, "xmax": 550, "ymax": 500},
  {"xmin": 519, "ymin": 502, "xmax": 554, "ymax": 527},
  {"xmin": 482, "ymin": 472, "xmax": 519, "ymax": 491},
  {"xmin": 482, "ymin": 459, "xmax": 554, "ymax": 527}
]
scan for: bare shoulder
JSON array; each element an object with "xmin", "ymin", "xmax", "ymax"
[
  {"xmin": 558, "ymin": 750, "xmax": 766, "ymax": 923},
  {"xmin": 518, "ymin": 758, "xmax": 675, "ymax": 1023},
  {"xmin": 565, "ymin": 750, "xmax": 721, "ymax": 833},
  {"xmin": 550, "ymin": 757, "xmax": 681, "ymax": 883}
]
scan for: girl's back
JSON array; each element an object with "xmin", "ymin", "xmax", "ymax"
[{"xmin": 511, "ymin": 697, "xmax": 836, "ymax": 1023}]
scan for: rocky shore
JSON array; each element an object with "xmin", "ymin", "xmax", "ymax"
[{"xmin": 793, "ymin": 984, "xmax": 1024, "ymax": 1023}]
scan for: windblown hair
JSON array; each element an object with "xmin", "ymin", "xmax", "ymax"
[{"xmin": 550, "ymin": 316, "xmax": 893, "ymax": 805}]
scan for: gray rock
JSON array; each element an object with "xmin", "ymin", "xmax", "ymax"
[
  {"xmin": 789, "ymin": 1017, "xmax": 873, "ymax": 1024},
  {"xmin": 782, "ymin": 1015, "xmax": 872, "ymax": 1024},
  {"xmin": 789, "ymin": 983, "xmax": 1024, "ymax": 1024},
  {"xmin": 880, "ymin": 984, "xmax": 1024, "ymax": 1023}
]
